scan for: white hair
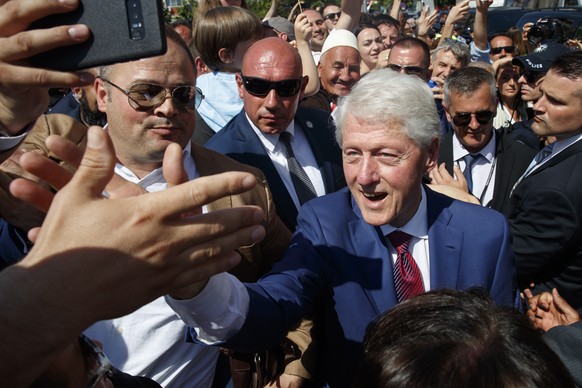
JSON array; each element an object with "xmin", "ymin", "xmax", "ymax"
[{"xmin": 334, "ymin": 69, "xmax": 440, "ymax": 150}]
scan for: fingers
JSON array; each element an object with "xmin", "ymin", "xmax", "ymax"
[
  {"xmin": 552, "ymin": 288, "xmax": 579, "ymax": 320},
  {"xmin": 18, "ymin": 151, "xmax": 73, "ymax": 190},
  {"xmin": 163, "ymin": 143, "xmax": 188, "ymax": 188},
  {"xmin": 0, "ymin": 0, "xmax": 80, "ymax": 37},
  {"xmin": 45, "ymin": 134, "xmax": 84, "ymax": 169},
  {"xmin": 64, "ymin": 126, "xmax": 115, "ymax": 199},
  {"xmin": 10, "ymin": 177, "xmax": 54, "ymax": 213},
  {"xmin": 147, "ymin": 172, "xmax": 260, "ymax": 220}
]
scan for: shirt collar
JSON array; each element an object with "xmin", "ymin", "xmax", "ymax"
[
  {"xmin": 114, "ymin": 141, "xmax": 198, "ymax": 192},
  {"xmin": 380, "ymin": 186, "xmax": 428, "ymax": 239},
  {"xmin": 245, "ymin": 113, "xmax": 296, "ymax": 153},
  {"xmin": 452, "ymin": 130, "xmax": 496, "ymax": 163}
]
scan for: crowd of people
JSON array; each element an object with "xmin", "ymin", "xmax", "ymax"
[{"xmin": 1, "ymin": 0, "xmax": 582, "ymax": 386}]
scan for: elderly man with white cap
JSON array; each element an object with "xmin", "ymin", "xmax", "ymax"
[{"xmin": 300, "ymin": 29, "xmax": 360, "ymax": 113}]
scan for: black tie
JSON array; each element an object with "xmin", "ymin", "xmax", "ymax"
[
  {"xmin": 462, "ymin": 153, "xmax": 481, "ymax": 193},
  {"xmin": 279, "ymin": 131, "xmax": 317, "ymax": 205}
]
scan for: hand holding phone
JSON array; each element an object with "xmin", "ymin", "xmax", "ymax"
[
  {"xmin": 28, "ymin": 0, "xmax": 166, "ymax": 71},
  {"xmin": 0, "ymin": 0, "xmax": 93, "ymax": 136}
]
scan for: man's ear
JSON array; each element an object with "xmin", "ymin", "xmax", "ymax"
[
  {"xmin": 72, "ymin": 87, "xmax": 83, "ymax": 103},
  {"xmin": 443, "ymin": 102, "xmax": 453, "ymax": 124},
  {"xmin": 95, "ymin": 78, "xmax": 108, "ymax": 113},
  {"xmin": 236, "ymin": 73, "xmax": 245, "ymax": 99},
  {"xmin": 425, "ymin": 137, "xmax": 440, "ymax": 172},
  {"xmin": 218, "ymin": 48, "xmax": 233, "ymax": 64},
  {"xmin": 298, "ymin": 75, "xmax": 309, "ymax": 100}
]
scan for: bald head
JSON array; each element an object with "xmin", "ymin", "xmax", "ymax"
[
  {"xmin": 242, "ymin": 37, "xmax": 303, "ymax": 78},
  {"xmin": 238, "ymin": 37, "xmax": 307, "ymax": 134}
]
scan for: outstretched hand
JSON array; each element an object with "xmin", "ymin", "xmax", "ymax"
[{"xmin": 13, "ymin": 126, "xmax": 266, "ymax": 320}]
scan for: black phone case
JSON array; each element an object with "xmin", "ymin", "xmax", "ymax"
[{"xmin": 28, "ymin": 0, "xmax": 167, "ymax": 71}]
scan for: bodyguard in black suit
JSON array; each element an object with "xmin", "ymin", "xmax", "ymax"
[
  {"xmin": 505, "ymin": 52, "xmax": 582, "ymax": 309},
  {"xmin": 429, "ymin": 67, "xmax": 535, "ymax": 213},
  {"xmin": 205, "ymin": 37, "xmax": 345, "ymax": 231}
]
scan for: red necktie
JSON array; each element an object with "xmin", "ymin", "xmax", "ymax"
[{"xmin": 388, "ymin": 231, "xmax": 425, "ymax": 302}]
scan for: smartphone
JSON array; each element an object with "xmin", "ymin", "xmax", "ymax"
[{"xmin": 28, "ymin": 0, "xmax": 167, "ymax": 71}]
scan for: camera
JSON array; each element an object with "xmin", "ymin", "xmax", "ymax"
[{"xmin": 527, "ymin": 17, "xmax": 569, "ymax": 45}]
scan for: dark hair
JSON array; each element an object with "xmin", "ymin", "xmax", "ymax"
[
  {"xmin": 373, "ymin": 14, "xmax": 400, "ymax": 29},
  {"xmin": 354, "ymin": 23, "xmax": 381, "ymax": 38},
  {"xmin": 390, "ymin": 37, "xmax": 430, "ymax": 69},
  {"xmin": 444, "ymin": 66, "xmax": 496, "ymax": 107},
  {"xmin": 489, "ymin": 32, "xmax": 513, "ymax": 45},
  {"xmin": 356, "ymin": 289, "xmax": 575, "ymax": 388},
  {"xmin": 549, "ymin": 51, "xmax": 582, "ymax": 81}
]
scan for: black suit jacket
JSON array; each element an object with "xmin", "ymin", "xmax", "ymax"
[
  {"xmin": 506, "ymin": 139, "xmax": 582, "ymax": 309},
  {"xmin": 205, "ymin": 107, "xmax": 345, "ymax": 231},
  {"xmin": 438, "ymin": 130, "xmax": 535, "ymax": 213}
]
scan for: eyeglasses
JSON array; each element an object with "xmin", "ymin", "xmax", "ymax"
[
  {"xmin": 387, "ymin": 63, "xmax": 427, "ymax": 76},
  {"xmin": 99, "ymin": 77, "xmax": 204, "ymax": 111},
  {"xmin": 240, "ymin": 75, "xmax": 304, "ymax": 97},
  {"xmin": 452, "ymin": 111, "xmax": 495, "ymax": 127},
  {"xmin": 490, "ymin": 45, "xmax": 515, "ymax": 55},
  {"xmin": 521, "ymin": 69, "xmax": 541, "ymax": 84},
  {"xmin": 79, "ymin": 334, "xmax": 116, "ymax": 388},
  {"xmin": 324, "ymin": 11, "xmax": 341, "ymax": 20}
]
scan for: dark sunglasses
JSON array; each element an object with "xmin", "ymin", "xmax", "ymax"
[
  {"xmin": 387, "ymin": 63, "xmax": 426, "ymax": 76},
  {"xmin": 490, "ymin": 45, "xmax": 515, "ymax": 55},
  {"xmin": 521, "ymin": 69, "xmax": 541, "ymax": 84},
  {"xmin": 452, "ymin": 111, "xmax": 495, "ymax": 127},
  {"xmin": 99, "ymin": 77, "xmax": 203, "ymax": 111},
  {"xmin": 324, "ymin": 11, "xmax": 341, "ymax": 20},
  {"xmin": 241, "ymin": 75, "xmax": 304, "ymax": 97}
]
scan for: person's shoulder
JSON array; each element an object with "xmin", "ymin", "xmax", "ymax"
[
  {"xmin": 195, "ymin": 144, "xmax": 263, "ymax": 176},
  {"xmin": 301, "ymin": 187, "xmax": 353, "ymax": 214},
  {"xmin": 427, "ymin": 187, "xmax": 506, "ymax": 221},
  {"xmin": 296, "ymin": 106, "xmax": 334, "ymax": 125}
]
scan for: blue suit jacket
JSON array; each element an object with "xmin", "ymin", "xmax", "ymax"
[
  {"xmin": 205, "ymin": 108, "xmax": 345, "ymax": 231},
  {"xmin": 220, "ymin": 187, "xmax": 516, "ymax": 387}
]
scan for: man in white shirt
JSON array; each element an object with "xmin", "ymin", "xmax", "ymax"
[{"xmin": 84, "ymin": 27, "xmax": 293, "ymax": 387}]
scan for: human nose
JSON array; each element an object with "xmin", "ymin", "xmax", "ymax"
[
  {"xmin": 468, "ymin": 114, "xmax": 480, "ymax": 130},
  {"xmin": 153, "ymin": 91, "xmax": 178, "ymax": 117},
  {"xmin": 532, "ymin": 94, "xmax": 546, "ymax": 114},
  {"xmin": 263, "ymin": 88, "xmax": 280, "ymax": 109},
  {"xmin": 357, "ymin": 155, "xmax": 379, "ymax": 185}
]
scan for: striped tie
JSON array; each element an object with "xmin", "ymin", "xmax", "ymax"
[
  {"xmin": 388, "ymin": 231, "xmax": 425, "ymax": 302},
  {"xmin": 279, "ymin": 131, "xmax": 317, "ymax": 205}
]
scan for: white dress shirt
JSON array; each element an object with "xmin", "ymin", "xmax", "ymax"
[
  {"xmin": 453, "ymin": 131, "xmax": 497, "ymax": 207},
  {"xmin": 247, "ymin": 114, "xmax": 325, "ymax": 209},
  {"xmin": 85, "ymin": 143, "xmax": 221, "ymax": 388}
]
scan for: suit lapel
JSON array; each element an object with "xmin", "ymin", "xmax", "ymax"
[
  {"xmin": 232, "ymin": 114, "xmax": 298, "ymax": 228},
  {"xmin": 190, "ymin": 143, "xmax": 233, "ymax": 211},
  {"xmin": 528, "ymin": 138, "xmax": 582, "ymax": 178},
  {"xmin": 296, "ymin": 110, "xmax": 337, "ymax": 194},
  {"xmin": 438, "ymin": 133, "xmax": 455, "ymax": 175},
  {"xmin": 349, "ymin": 197, "xmax": 398, "ymax": 314},
  {"xmin": 491, "ymin": 132, "xmax": 514, "ymax": 209},
  {"xmin": 426, "ymin": 188, "xmax": 463, "ymax": 289}
]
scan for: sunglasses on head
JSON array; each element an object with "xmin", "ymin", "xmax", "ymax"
[
  {"xmin": 387, "ymin": 63, "xmax": 426, "ymax": 76},
  {"xmin": 452, "ymin": 111, "xmax": 495, "ymax": 127},
  {"xmin": 99, "ymin": 77, "xmax": 203, "ymax": 111},
  {"xmin": 240, "ymin": 75, "xmax": 304, "ymax": 97},
  {"xmin": 324, "ymin": 11, "xmax": 341, "ymax": 20},
  {"xmin": 490, "ymin": 45, "xmax": 515, "ymax": 55}
]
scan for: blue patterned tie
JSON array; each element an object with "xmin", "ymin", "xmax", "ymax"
[
  {"xmin": 388, "ymin": 231, "xmax": 425, "ymax": 302},
  {"xmin": 462, "ymin": 153, "xmax": 481, "ymax": 193},
  {"xmin": 279, "ymin": 132, "xmax": 317, "ymax": 205}
]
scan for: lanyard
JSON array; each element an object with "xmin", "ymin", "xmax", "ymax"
[{"xmin": 456, "ymin": 156, "xmax": 496, "ymax": 206}]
